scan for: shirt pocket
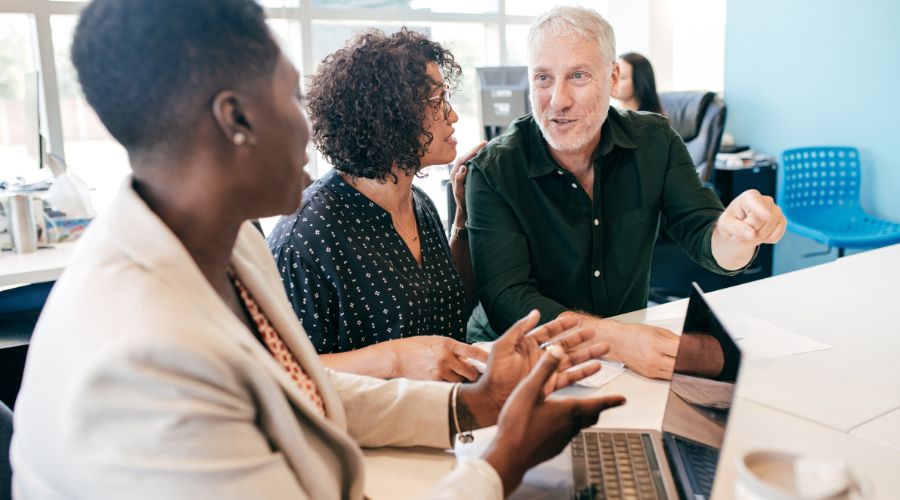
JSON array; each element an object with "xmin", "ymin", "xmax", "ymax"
[{"xmin": 608, "ymin": 206, "xmax": 660, "ymax": 277}]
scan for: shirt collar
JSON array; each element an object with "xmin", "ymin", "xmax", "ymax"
[{"xmin": 527, "ymin": 106, "xmax": 639, "ymax": 178}]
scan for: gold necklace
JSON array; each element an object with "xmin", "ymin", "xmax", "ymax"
[{"xmin": 364, "ymin": 178, "xmax": 418, "ymax": 242}]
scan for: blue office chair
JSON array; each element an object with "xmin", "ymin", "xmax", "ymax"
[{"xmin": 780, "ymin": 146, "xmax": 900, "ymax": 257}]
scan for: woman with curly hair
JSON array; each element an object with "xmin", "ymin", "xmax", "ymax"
[{"xmin": 267, "ymin": 28, "xmax": 488, "ymax": 382}]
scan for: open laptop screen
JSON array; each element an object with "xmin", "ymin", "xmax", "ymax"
[{"xmin": 660, "ymin": 283, "xmax": 743, "ymax": 449}]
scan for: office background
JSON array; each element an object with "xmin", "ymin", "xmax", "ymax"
[
  {"xmin": 1, "ymin": 0, "xmax": 897, "ymax": 274},
  {"xmin": 724, "ymin": 0, "xmax": 900, "ymax": 273},
  {"xmin": 0, "ymin": 0, "xmax": 725, "ymax": 215}
]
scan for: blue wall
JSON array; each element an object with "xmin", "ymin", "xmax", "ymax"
[{"xmin": 724, "ymin": 0, "xmax": 900, "ymax": 272}]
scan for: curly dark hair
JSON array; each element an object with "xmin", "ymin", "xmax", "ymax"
[
  {"xmin": 306, "ymin": 28, "xmax": 462, "ymax": 182},
  {"xmin": 72, "ymin": 0, "xmax": 279, "ymax": 154}
]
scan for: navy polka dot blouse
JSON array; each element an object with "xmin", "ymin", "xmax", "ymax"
[{"xmin": 267, "ymin": 169, "xmax": 468, "ymax": 354}]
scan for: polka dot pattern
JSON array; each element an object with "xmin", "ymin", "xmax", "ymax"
[
  {"xmin": 267, "ymin": 170, "xmax": 468, "ymax": 354},
  {"xmin": 230, "ymin": 269, "xmax": 326, "ymax": 417}
]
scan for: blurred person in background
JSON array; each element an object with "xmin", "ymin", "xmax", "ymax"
[{"xmin": 614, "ymin": 52, "xmax": 664, "ymax": 114}]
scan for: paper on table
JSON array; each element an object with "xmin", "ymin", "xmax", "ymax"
[
  {"xmin": 470, "ymin": 342, "xmax": 625, "ymax": 389},
  {"xmin": 723, "ymin": 309, "xmax": 831, "ymax": 359},
  {"xmin": 671, "ymin": 373, "xmax": 735, "ymax": 409},
  {"xmin": 641, "ymin": 309, "xmax": 831, "ymax": 360},
  {"xmin": 574, "ymin": 359, "xmax": 625, "ymax": 388},
  {"xmin": 468, "ymin": 342, "xmax": 492, "ymax": 373}
]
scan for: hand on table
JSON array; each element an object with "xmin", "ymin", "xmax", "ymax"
[
  {"xmin": 559, "ymin": 312, "xmax": 679, "ymax": 380},
  {"xmin": 458, "ymin": 310, "xmax": 614, "ymax": 431},
  {"xmin": 482, "ymin": 346, "xmax": 626, "ymax": 494},
  {"xmin": 389, "ymin": 336, "xmax": 488, "ymax": 382},
  {"xmin": 612, "ymin": 322, "xmax": 679, "ymax": 379}
]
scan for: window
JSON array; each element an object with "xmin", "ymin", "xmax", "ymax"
[
  {"xmin": 1, "ymin": 0, "xmax": 727, "ymax": 223},
  {"xmin": 50, "ymin": 14, "xmax": 129, "ymax": 212},
  {"xmin": 505, "ymin": 24, "xmax": 530, "ymax": 66},
  {"xmin": 267, "ymin": 18, "xmax": 303, "ymax": 66},
  {"xmin": 0, "ymin": 14, "xmax": 40, "ymax": 181},
  {"xmin": 309, "ymin": 0, "xmax": 498, "ymax": 15},
  {"xmin": 505, "ymin": 0, "xmax": 601, "ymax": 17},
  {"xmin": 260, "ymin": 0, "xmax": 300, "ymax": 6}
]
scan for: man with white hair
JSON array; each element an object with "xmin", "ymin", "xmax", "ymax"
[{"xmin": 466, "ymin": 6, "xmax": 785, "ymax": 379}]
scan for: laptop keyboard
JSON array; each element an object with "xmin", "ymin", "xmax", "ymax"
[
  {"xmin": 571, "ymin": 431, "xmax": 667, "ymax": 500},
  {"xmin": 670, "ymin": 436, "xmax": 719, "ymax": 496}
]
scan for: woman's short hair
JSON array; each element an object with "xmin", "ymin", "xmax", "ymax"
[
  {"xmin": 620, "ymin": 52, "xmax": 664, "ymax": 114},
  {"xmin": 527, "ymin": 6, "xmax": 616, "ymax": 67},
  {"xmin": 306, "ymin": 28, "xmax": 462, "ymax": 182},
  {"xmin": 72, "ymin": 0, "xmax": 280, "ymax": 154}
]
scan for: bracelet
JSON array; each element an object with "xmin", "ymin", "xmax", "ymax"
[
  {"xmin": 451, "ymin": 382, "xmax": 474, "ymax": 444},
  {"xmin": 450, "ymin": 223, "xmax": 467, "ymax": 240}
]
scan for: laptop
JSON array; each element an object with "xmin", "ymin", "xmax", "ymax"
[{"xmin": 564, "ymin": 283, "xmax": 743, "ymax": 500}]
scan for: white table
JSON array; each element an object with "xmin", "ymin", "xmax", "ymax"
[
  {"xmin": 362, "ymin": 243, "xmax": 900, "ymax": 499},
  {"xmin": 0, "ymin": 242, "xmax": 75, "ymax": 288},
  {"xmin": 711, "ymin": 398, "xmax": 900, "ymax": 499},
  {"xmin": 850, "ymin": 408, "xmax": 900, "ymax": 453},
  {"xmin": 694, "ymin": 244, "xmax": 900, "ymax": 433}
]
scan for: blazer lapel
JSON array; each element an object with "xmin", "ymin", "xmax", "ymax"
[
  {"xmin": 101, "ymin": 179, "xmax": 367, "ymax": 498},
  {"xmin": 106, "ymin": 179, "xmax": 349, "ymax": 436},
  {"xmin": 229, "ymin": 223, "xmax": 349, "ymax": 428}
]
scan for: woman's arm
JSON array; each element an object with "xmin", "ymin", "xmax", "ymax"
[
  {"xmin": 320, "ymin": 336, "xmax": 487, "ymax": 382},
  {"xmin": 319, "ymin": 344, "xmax": 398, "ymax": 379}
]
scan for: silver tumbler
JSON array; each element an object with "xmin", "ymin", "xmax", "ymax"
[{"xmin": 6, "ymin": 194, "xmax": 39, "ymax": 254}]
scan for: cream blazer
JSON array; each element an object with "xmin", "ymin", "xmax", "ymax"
[{"xmin": 11, "ymin": 180, "xmax": 501, "ymax": 500}]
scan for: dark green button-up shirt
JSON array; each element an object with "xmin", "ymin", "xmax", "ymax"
[{"xmin": 466, "ymin": 107, "xmax": 735, "ymax": 335}]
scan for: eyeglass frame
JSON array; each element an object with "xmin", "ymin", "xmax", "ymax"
[{"xmin": 424, "ymin": 85, "xmax": 453, "ymax": 119}]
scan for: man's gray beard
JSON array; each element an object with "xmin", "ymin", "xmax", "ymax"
[{"xmin": 534, "ymin": 109, "xmax": 608, "ymax": 154}]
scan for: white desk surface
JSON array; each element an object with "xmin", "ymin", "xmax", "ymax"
[
  {"xmin": 0, "ymin": 242, "xmax": 76, "ymax": 288},
  {"xmin": 850, "ymin": 407, "xmax": 900, "ymax": 453},
  {"xmin": 362, "ymin": 243, "xmax": 900, "ymax": 499},
  {"xmin": 711, "ymin": 399, "xmax": 900, "ymax": 499},
  {"xmin": 697, "ymin": 243, "xmax": 900, "ymax": 433}
]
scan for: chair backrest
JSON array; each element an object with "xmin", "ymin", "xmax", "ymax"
[
  {"xmin": 780, "ymin": 146, "xmax": 862, "ymax": 213},
  {"xmin": 0, "ymin": 400, "xmax": 11, "ymax": 500},
  {"xmin": 659, "ymin": 91, "xmax": 727, "ymax": 183}
]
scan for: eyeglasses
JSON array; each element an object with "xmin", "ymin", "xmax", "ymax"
[{"xmin": 424, "ymin": 86, "xmax": 453, "ymax": 119}]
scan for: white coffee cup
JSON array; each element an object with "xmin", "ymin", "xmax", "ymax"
[{"xmin": 736, "ymin": 451, "xmax": 866, "ymax": 500}]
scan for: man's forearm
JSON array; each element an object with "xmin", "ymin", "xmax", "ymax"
[{"xmin": 710, "ymin": 225, "xmax": 757, "ymax": 271}]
